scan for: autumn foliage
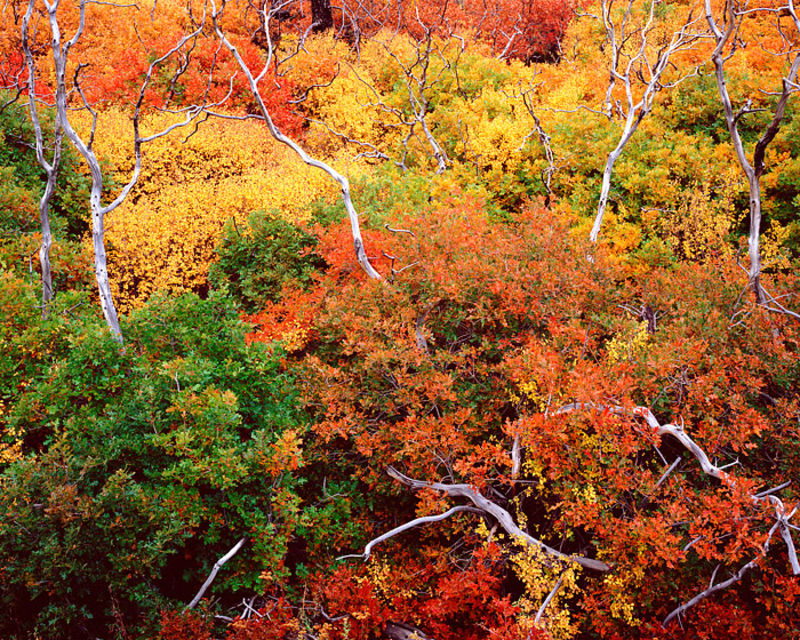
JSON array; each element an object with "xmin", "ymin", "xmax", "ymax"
[{"xmin": 1, "ymin": 0, "xmax": 800, "ymax": 638}]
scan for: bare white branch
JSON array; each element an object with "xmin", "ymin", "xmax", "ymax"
[
  {"xmin": 186, "ymin": 536, "xmax": 247, "ymax": 610},
  {"xmin": 210, "ymin": 0, "xmax": 381, "ymax": 279},
  {"xmin": 338, "ymin": 505, "xmax": 481, "ymax": 561},
  {"xmin": 590, "ymin": 0, "xmax": 703, "ymax": 243},
  {"xmin": 387, "ymin": 466, "xmax": 611, "ymax": 572},
  {"xmin": 704, "ymin": 0, "xmax": 800, "ymax": 303},
  {"xmin": 534, "ymin": 573, "xmax": 565, "ymax": 626}
]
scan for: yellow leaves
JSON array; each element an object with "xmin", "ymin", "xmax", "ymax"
[
  {"xmin": 603, "ymin": 567, "xmax": 644, "ymax": 626},
  {"xmin": 572, "ymin": 208, "xmax": 641, "ymax": 264},
  {"xmin": 250, "ymin": 428, "xmax": 305, "ymax": 478},
  {"xmin": 650, "ymin": 170, "xmax": 743, "ymax": 264},
  {"xmin": 509, "ymin": 376, "xmax": 549, "ymax": 414},
  {"xmin": 510, "ymin": 542, "xmax": 581, "ymax": 640},
  {"xmin": 269, "ymin": 429, "xmax": 304, "ymax": 474},
  {"xmin": 606, "ymin": 320, "xmax": 650, "ymax": 365},
  {"xmin": 358, "ymin": 557, "xmax": 416, "ymax": 601},
  {"xmin": 761, "ymin": 219, "xmax": 793, "ymax": 271},
  {"xmin": 577, "ymin": 484, "xmax": 600, "ymax": 505},
  {"xmin": 449, "ymin": 88, "xmax": 531, "ymax": 162},
  {"xmin": 280, "ymin": 324, "xmax": 311, "ymax": 353},
  {"xmin": 287, "ymin": 33, "xmax": 402, "ymax": 156},
  {"xmin": 520, "ymin": 455, "xmax": 548, "ymax": 493},
  {"xmin": 539, "ymin": 70, "xmax": 590, "ymax": 113},
  {"xmin": 76, "ymin": 109, "xmax": 336, "ymax": 311},
  {"xmin": 0, "ymin": 404, "xmax": 22, "ymax": 465}
]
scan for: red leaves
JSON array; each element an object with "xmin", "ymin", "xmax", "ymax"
[
  {"xmin": 331, "ymin": 0, "xmax": 574, "ymax": 60},
  {"xmin": 158, "ymin": 609, "xmax": 213, "ymax": 640},
  {"xmin": 224, "ymin": 599, "xmax": 299, "ymax": 640},
  {"xmin": 243, "ymin": 287, "xmax": 323, "ymax": 350}
]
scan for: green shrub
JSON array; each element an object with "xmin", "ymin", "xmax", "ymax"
[
  {"xmin": 0, "ymin": 292, "xmax": 308, "ymax": 638},
  {"xmin": 209, "ymin": 210, "xmax": 326, "ymax": 312}
]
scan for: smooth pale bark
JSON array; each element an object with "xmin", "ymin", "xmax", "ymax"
[
  {"xmin": 591, "ymin": 119, "xmax": 641, "ymax": 243},
  {"xmin": 22, "ymin": 0, "xmax": 62, "ymax": 317},
  {"xmin": 704, "ymin": 0, "xmax": 800, "ymax": 303},
  {"xmin": 590, "ymin": 0, "xmax": 700, "ymax": 244},
  {"xmin": 535, "ymin": 573, "xmax": 565, "ymax": 626},
  {"xmin": 44, "ymin": 0, "xmax": 124, "ymax": 339},
  {"xmin": 339, "ymin": 505, "xmax": 481, "ymax": 561},
  {"xmin": 385, "ymin": 622, "xmax": 435, "ymax": 640},
  {"xmin": 387, "ymin": 466, "xmax": 611, "ymax": 572},
  {"xmin": 211, "ymin": 2, "xmax": 381, "ymax": 280},
  {"xmin": 185, "ymin": 536, "xmax": 247, "ymax": 610},
  {"xmin": 44, "ymin": 0, "xmax": 208, "ymax": 340}
]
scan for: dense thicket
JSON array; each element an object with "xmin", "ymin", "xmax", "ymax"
[{"xmin": 1, "ymin": 0, "xmax": 799, "ymax": 638}]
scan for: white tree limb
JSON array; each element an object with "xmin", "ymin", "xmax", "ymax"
[
  {"xmin": 22, "ymin": 0, "xmax": 62, "ymax": 316},
  {"xmin": 590, "ymin": 0, "xmax": 702, "ymax": 243},
  {"xmin": 387, "ymin": 466, "xmax": 611, "ymax": 571},
  {"xmin": 338, "ymin": 505, "xmax": 482, "ymax": 561},
  {"xmin": 704, "ymin": 0, "xmax": 800, "ymax": 303},
  {"xmin": 534, "ymin": 573, "xmax": 565, "ymax": 626},
  {"xmin": 185, "ymin": 536, "xmax": 247, "ymax": 610},
  {"xmin": 210, "ymin": 0, "xmax": 381, "ymax": 280},
  {"xmin": 45, "ymin": 0, "xmax": 211, "ymax": 341},
  {"xmin": 663, "ymin": 518, "xmax": 787, "ymax": 627}
]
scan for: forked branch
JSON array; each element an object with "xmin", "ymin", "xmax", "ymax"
[
  {"xmin": 210, "ymin": 0, "xmax": 381, "ymax": 279},
  {"xmin": 387, "ymin": 466, "xmax": 611, "ymax": 572},
  {"xmin": 590, "ymin": 0, "xmax": 702, "ymax": 243},
  {"xmin": 550, "ymin": 402, "xmax": 799, "ymax": 625}
]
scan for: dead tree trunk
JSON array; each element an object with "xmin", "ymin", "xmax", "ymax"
[
  {"xmin": 210, "ymin": 0, "xmax": 381, "ymax": 279},
  {"xmin": 22, "ymin": 0, "xmax": 61, "ymax": 317},
  {"xmin": 705, "ymin": 0, "xmax": 800, "ymax": 304},
  {"xmin": 310, "ymin": 0, "xmax": 333, "ymax": 32},
  {"xmin": 45, "ymin": 0, "xmax": 124, "ymax": 338}
]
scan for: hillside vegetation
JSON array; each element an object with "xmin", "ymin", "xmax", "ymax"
[{"xmin": 1, "ymin": 0, "xmax": 799, "ymax": 638}]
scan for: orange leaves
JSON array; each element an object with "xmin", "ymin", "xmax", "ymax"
[
  {"xmin": 244, "ymin": 287, "xmax": 323, "ymax": 351},
  {"xmin": 3, "ymin": 0, "xmax": 299, "ymax": 128}
]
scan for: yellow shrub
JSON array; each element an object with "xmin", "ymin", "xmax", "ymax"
[
  {"xmin": 74, "ymin": 110, "xmax": 336, "ymax": 310},
  {"xmin": 648, "ymin": 171, "xmax": 743, "ymax": 263}
]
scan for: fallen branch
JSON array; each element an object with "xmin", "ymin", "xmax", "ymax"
[
  {"xmin": 185, "ymin": 536, "xmax": 247, "ymax": 610},
  {"xmin": 338, "ymin": 505, "xmax": 481, "ymax": 561},
  {"xmin": 387, "ymin": 467, "xmax": 610, "ymax": 572}
]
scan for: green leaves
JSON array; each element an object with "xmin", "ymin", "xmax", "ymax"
[
  {"xmin": 0, "ymin": 291, "xmax": 309, "ymax": 637},
  {"xmin": 209, "ymin": 210, "xmax": 326, "ymax": 313}
]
